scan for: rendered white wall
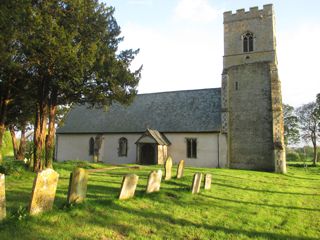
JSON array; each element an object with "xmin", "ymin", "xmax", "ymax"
[{"xmin": 56, "ymin": 132, "xmax": 227, "ymax": 168}]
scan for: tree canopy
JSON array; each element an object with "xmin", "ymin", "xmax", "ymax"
[{"xmin": 0, "ymin": 0, "xmax": 141, "ymax": 170}]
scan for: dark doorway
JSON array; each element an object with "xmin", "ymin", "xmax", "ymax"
[{"xmin": 140, "ymin": 144, "xmax": 156, "ymax": 165}]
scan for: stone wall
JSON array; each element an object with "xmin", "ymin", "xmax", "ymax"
[{"xmin": 226, "ymin": 62, "xmax": 275, "ymax": 171}]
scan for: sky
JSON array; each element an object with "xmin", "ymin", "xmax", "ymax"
[{"xmin": 105, "ymin": 0, "xmax": 320, "ymax": 107}]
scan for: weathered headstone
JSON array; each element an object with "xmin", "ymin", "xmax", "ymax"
[
  {"xmin": 203, "ymin": 174, "xmax": 212, "ymax": 190},
  {"xmin": 176, "ymin": 160, "xmax": 185, "ymax": 179},
  {"xmin": 0, "ymin": 174, "xmax": 6, "ymax": 220},
  {"xmin": 146, "ymin": 170, "xmax": 162, "ymax": 193},
  {"xmin": 29, "ymin": 168, "xmax": 59, "ymax": 215},
  {"xmin": 67, "ymin": 168, "xmax": 89, "ymax": 204},
  {"xmin": 119, "ymin": 174, "xmax": 139, "ymax": 200},
  {"xmin": 191, "ymin": 173, "xmax": 202, "ymax": 194},
  {"xmin": 164, "ymin": 156, "xmax": 173, "ymax": 180}
]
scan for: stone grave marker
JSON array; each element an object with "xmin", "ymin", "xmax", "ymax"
[
  {"xmin": 0, "ymin": 174, "xmax": 6, "ymax": 220},
  {"xmin": 176, "ymin": 160, "xmax": 185, "ymax": 179},
  {"xmin": 164, "ymin": 156, "xmax": 173, "ymax": 180},
  {"xmin": 29, "ymin": 168, "xmax": 59, "ymax": 215},
  {"xmin": 203, "ymin": 173, "xmax": 212, "ymax": 190},
  {"xmin": 67, "ymin": 168, "xmax": 89, "ymax": 204},
  {"xmin": 191, "ymin": 173, "xmax": 202, "ymax": 194},
  {"xmin": 146, "ymin": 170, "xmax": 162, "ymax": 193},
  {"xmin": 119, "ymin": 174, "xmax": 139, "ymax": 200}
]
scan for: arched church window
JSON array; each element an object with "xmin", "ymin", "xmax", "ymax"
[
  {"xmin": 118, "ymin": 137, "xmax": 128, "ymax": 157},
  {"xmin": 89, "ymin": 137, "xmax": 94, "ymax": 156},
  {"xmin": 243, "ymin": 32, "xmax": 254, "ymax": 52}
]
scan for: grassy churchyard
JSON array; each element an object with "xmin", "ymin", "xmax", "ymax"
[{"xmin": 0, "ymin": 160, "xmax": 320, "ymax": 240}]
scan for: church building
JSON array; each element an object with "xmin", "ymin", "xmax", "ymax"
[{"xmin": 56, "ymin": 4, "xmax": 286, "ymax": 173}]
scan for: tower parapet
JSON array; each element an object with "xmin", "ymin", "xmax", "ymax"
[{"xmin": 224, "ymin": 4, "xmax": 273, "ymax": 23}]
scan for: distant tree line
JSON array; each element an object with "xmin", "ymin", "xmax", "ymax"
[
  {"xmin": 284, "ymin": 93, "xmax": 320, "ymax": 166},
  {"xmin": 0, "ymin": 0, "xmax": 141, "ymax": 171}
]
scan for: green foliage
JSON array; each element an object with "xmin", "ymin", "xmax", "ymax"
[
  {"xmin": 283, "ymin": 104, "xmax": 300, "ymax": 146},
  {"xmin": 286, "ymin": 151, "xmax": 301, "ymax": 161},
  {"xmin": 0, "ymin": 159, "xmax": 26, "ymax": 176},
  {"xmin": 1, "ymin": 131, "xmax": 13, "ymax": 157},
  {"xmin": 1, "ymin": 161, "xmax": 320, "ymax": 239}
]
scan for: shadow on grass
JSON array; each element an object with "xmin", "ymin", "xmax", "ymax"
[
  {"xmin": 92, "ymin": 202, "xmax": 319, "ymax": 240},
  {"xmin": 214, "ymin": 182, "xmax": 320, "ymax": 196},
  {"xmin": 204, "ymin": 195, "xmax": 320, "ymax": 212}
]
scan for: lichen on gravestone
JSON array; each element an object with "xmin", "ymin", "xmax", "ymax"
[
  {"xmin": 176, "ymin": 160, "xmax": 185, "ymax": 179},
  {"xmin": 146, "ymin": 170, "xmax": 162, "ymax": 193},
  {"xmin": 203, "ymin": 173, "xmax": 212, "ymax": 190},
  {"xmin": 67, "ymin": 168, "xmax": 89, "ymax": 204},
  {"xmin": 119, "ymin": 174, "xmax": 139, "ymax": 200},
  {"xmin": 0, "ymin": 174, "xmax": 6, "ymax": 220},
  {"xmin": 191, "ymin": 173, "xmax": 202, "ymax": 194},
  {"xmin": 29, "ymin": 168, "xmax": 59, "ymax": 215},
  {"xmin": 164, "ymin": 156, "xmax": 173, "ymax": 180}
]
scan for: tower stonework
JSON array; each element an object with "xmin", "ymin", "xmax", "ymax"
[{"xmin": 221, "ymin": 4, "xmax": 286, "ymax": 173}]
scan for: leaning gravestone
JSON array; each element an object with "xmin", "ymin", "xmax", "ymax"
[
  {"xmin": 0, "ymin": 174, "xmax": 6, "ymax": 220},
  {"xmin": 146, "ymin": 170, "xmax": 162, "ymax": 193},
  {"xmin": 67, "ymin": 168, "xmax": 89, "ymax": 204},
  {"xmin": 164, "ymin": 156, "xmax": 173, "ymax": 180},
  {"xmin": 176, "ymin": 160, "xmax": 185, "ymax": 179},
  {"xmin": 203, "ymin": 174, "xmax": 212, "ymax": 190},
  {"xmin": 119, "ymin": 174, "xmax": 139, "ymax": 200},
  {"xmin": 29, "ymin": 168, "xmax": 59, "ymax": 215},
  {"xmin": 191, "ymin": 173, "xmax": 202, "ymax": 194}
]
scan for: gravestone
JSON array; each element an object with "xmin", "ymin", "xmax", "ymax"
[
  {"xmin": 119, "ymin": 174, "xmax": 139, "ymax": 200},
  {"xmin": 176, "ymin": 160, "xmax": 185, "ymax": 179},
  {"xmin": 164, "ymin": 156, "xmax": 173, "ymax": 180},
  {"xmin": 67, "ymin": 168, "xmax": 89, "ymax": 204},
  {"xmin": 191, "ymin": 173, "xmax": 202, "ymax": 194},
  {"xmin": 203, "ymin": 174, "xmax": 212, "ymax": 190},
  {"xmin": 29, "ymin": 168, "xmax": 59, "ymax": 215},
  {"xmin": 0, "ymin": 174, "xmax": 6, "ymax": 220},
  {"xmin": 146, "ymin": 170, "xmax": 162, "ymax": 193}
]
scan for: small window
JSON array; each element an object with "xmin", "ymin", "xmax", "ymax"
[
  {"xmin": 118, "ymin": 137, "xmax": 128, "ymax": 157},
  {"xmin": 186, "ymin": 138, "xmax": 197, "ymax": 158},
  {"xmin": 89, "ymin": 137, "xmax": 94, "ymax": 156},
  {"xmin": 235, "ymin": 81, "xmax": 239, "ymax": 91},
  {"xmin": 243, "ymin": 32, "xmax": 254, "ymax": 52}
]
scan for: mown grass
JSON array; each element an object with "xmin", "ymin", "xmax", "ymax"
[{"xmin": 0, "ymin": 160, "xmax": 320, "ymax": 240}]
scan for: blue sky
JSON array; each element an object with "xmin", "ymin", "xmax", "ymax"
[{"xmin": 105, "ymin": 0, "xmax": 320, "ymax": 107}]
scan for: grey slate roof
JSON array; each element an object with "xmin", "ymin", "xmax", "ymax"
[
  {"xmin": 135, "ymin": 129, "xmax": 171, "ymax": 145},
  {"xmin": 57, "ymin": 88, "xmax": 222, "ymax": 134}
]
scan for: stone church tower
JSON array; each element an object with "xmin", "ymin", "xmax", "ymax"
[{"xmin": 221, "ymin": 4, "xmax": 286, "ymax": 173}]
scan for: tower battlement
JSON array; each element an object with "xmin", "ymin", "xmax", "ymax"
[{"xmin": 224, "ymin": 4, "xmax": 273, "ymax": 23}]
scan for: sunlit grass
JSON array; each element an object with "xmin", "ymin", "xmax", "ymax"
[{"xmin": 0, "ymin": 160, "xmax": 319, "ymax": 239}]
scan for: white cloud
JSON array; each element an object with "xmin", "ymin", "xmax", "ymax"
[
  {"xmin": 119, "ymin": 22, "xmax": 223, "ymax": 94},
  {"xmin": 174, "ymin": 0, "xmax": 219, "ymax": 23},
  {"xmin": 278, "ymin": 23, "xmax": 320, "ymax": 107}
]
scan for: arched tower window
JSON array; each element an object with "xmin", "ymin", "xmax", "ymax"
[
  {"xmin": 89, "ymin": 137, "xmax": 95, "ymax": 156},
  {"xmin": 243, "ymin": 32, "xmax": 254, "ymax": 52},
  {"xmin": 118, "ymin": 137, "xmax": 128, "ymax": 157}
]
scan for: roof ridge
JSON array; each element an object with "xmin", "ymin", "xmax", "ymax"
[{"xmin": 137, "ymin": 87, "xmax": 221, "ymax": 96}]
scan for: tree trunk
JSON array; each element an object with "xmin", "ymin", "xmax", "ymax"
[
  {"xmin": 0, "ymin": 86, "xmax": 10, "ymax": 163},
  {"xmin": 311, "ymin": 131, "xmax": 317, "ymax": 166},
  {"xmin": 33, "ymin": 104, "xmax": 48, "ymax": 172},
  {"xmin": 0, "ymin": 124, "xmax": 5, "ymax": 164},
  {"xmin": 9, "ymin": 125, "xmax": 18, "ymax": 159},
  {"xmin": 45, "ymin": 93, "xmax": 57, "ymax": 168},
  {"xmin": 17, "ymin": 126, "xmax": 27, "ymax": 161}
]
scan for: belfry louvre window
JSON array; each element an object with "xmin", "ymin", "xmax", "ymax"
[
  {"xmin": 243, "ymin": 32, "xmax": 254, "ymax": 52},
  {"xmin": 89, "ymin": 137, "xmax": 94, "ymax": 156},
  {"xmin": 186, "ymin": 138, "xmax": 197, "ymax": 158},
  {"xmin": 118, "ymin": 137, "xmax": 128, "ymax": 157}
]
